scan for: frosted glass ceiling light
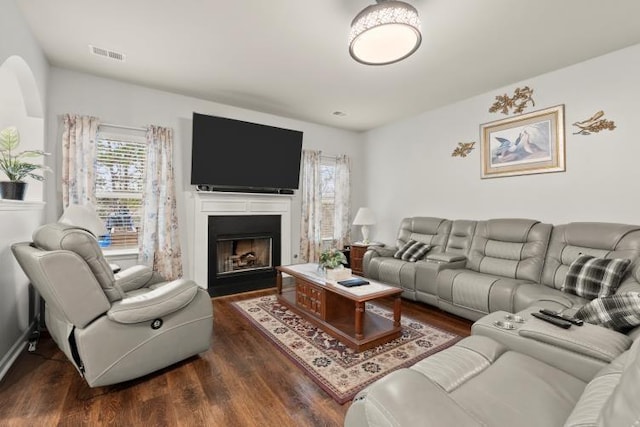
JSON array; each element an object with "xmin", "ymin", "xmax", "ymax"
[{"xmin": 349, "ymin": 0, "xmax": 422, "ymax": 65}]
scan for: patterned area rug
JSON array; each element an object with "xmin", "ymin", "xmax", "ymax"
[{"xmin": 232, "ymin": 295, "xmax": 461, "ymax": 404}]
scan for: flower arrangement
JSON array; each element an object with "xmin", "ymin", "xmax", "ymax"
[
  {"xmin": 318, "ymin": 248, "xmax": 348, "ymax": 270},
  {"xmin": 0, "ymin": 126, "xmax": 50, "ymax": 182}
]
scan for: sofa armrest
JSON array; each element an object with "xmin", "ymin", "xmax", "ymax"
[
  {"xmin": 115, "ymin": 265, "xmax": 165, "ymax": 292},
  {"xmin": 472, "ymin": 309, "xmax": 632, "ymax": 381},
  {"xmin": 107, "ymin": 279, "xmax": 198, "ymax": 323},
  {"xmin": 518, "ymin": 318, "xmax": 631, "ymax": 363},
  {"xmin": 363, "ymin": 246, "xmax": 396, "ymax": 277},
  {"xmin": 426, "ymin": 252, "xmax": 467, "ymax": 263},
  {"xmin": 365, "ymin": 246, "xmax": 396, "ymax": 258}
]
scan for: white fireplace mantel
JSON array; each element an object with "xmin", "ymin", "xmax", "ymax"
[{"xmin": 191, "ymin": 191, "xmax": 292, "ymax": 289}]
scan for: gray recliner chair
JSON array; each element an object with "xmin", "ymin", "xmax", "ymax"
[{"xmin": 12, "ymin": 223, "xmax": 213, "ymax": 387}]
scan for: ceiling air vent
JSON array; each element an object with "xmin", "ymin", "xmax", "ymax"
[{"xmin": 89, "ymin": 45, "xmax": 126, "ymax": 62}]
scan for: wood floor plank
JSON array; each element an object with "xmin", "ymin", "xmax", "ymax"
[{"xmin": 0, "ymin": 287, "xmax": 471, "ymax": 426}]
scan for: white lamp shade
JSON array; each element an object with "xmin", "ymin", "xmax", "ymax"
[
  {"xmin": 59, "ymin": 204, "xmax": 107, "ymax": 237},
  {"xmin": 353, "ymin": 207, "xmax": 376, "ymax": 225}
]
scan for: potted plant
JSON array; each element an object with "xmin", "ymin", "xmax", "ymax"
[
  {"xmin": 318, "ymin": 248, "xmax": 351, "ymax": 281},
  {"xmin": 0, "ymin": 126, "xmax": 50, "ymax": 200}
]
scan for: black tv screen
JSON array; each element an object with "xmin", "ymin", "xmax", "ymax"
[{"xmin": 191, "ymin": 113, "xmax": 303, "ymax": 191}]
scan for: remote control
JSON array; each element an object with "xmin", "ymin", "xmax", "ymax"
[
  {"xmin": 531, "ymin": 312, "xmax": 572, "ymax": 329},
  {"xmin": 539, "ymin": 309, "xmax": 584, "ymax": 326}
]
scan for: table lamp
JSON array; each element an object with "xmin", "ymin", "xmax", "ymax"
[{"xmin": 353, "ymin": 207, "xmax": 376, "ymax": 244}]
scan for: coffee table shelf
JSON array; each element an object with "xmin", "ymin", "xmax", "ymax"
[{"xmin": 276, "ymin": 264, "xmax": 402, "ymax": 352}]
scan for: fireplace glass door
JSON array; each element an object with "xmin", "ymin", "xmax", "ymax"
[{"xmin": 216, "ymin": 236, "xmax": 272, "ymax": 276}]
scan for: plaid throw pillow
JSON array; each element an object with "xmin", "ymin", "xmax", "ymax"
[
  {"xmin": 394, "ymin": 240, "xmax": 416, "ymax": 259},
  {"xmin": 561, "ymin": 255, "xmax": 631, "ymax": 299},
  {"xmin": 575, "ymin": 292, "xmax": 640, "ymax": 331},
  {"xmin": 394, "ymin": 240, "xmax": 431, "ymax": 262}
]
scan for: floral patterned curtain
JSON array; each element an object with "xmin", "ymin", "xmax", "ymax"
[
  {"xmin": 300, "ymin": 149, "xmax": 322, "ymax": 262},
  {"xmin": 332, "ymin": 154, "xmax": 351, "ymax": 249},
  {"xmin": 62, "ymin": 114, "xmax": 99, "ymax": 207},
  {"xmin": 138, "ymin": 126, "xmax": 183, "ymax": 280}
]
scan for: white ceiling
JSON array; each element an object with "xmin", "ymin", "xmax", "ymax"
[{"xmin": 16, "ymin": 0, "xmax": 640, "ymax": 132}]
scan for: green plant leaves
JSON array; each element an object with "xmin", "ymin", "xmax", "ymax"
[
  {"xmin": 0, "ymin": 126, "xmax": 49, "ymax": 182},
  {"xmin": 18, "ymin": 149, "xmax": 49, "ymax": 158},
  {"xmin": 319, "ymin": 249, "xmax": 347, "ymax": 269},
  {"xmin": 0, "ymin": 126, "xmax": 19, "ymax": 151}
]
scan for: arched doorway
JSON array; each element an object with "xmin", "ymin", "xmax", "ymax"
[{"xmin": 0, "ymin": 55, "xmax": 45, "ymax": 201}]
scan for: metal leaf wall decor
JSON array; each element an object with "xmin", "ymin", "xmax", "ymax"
[
  {"xmin": 489, "ymin": 86, "xmax": 535, "ymax": 115},
  {"xmin": 572, "ymin": 110, "xmax": 616, "ymax": 135},
  {"xmin": 451, "ymin": 142, "xmax": 476, "ymax": 158}
]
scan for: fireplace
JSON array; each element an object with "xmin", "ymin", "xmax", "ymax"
[
  {"xmin": 208, "ymin": 215, "xmax": 281, "ymax": 296},
  {"xmin": 191, "ymin": 191, "xmax": 292, "ymax": 294},
  {"xmin": 216, "ymin": 236, "xmax": 272, "ymax": 275}
]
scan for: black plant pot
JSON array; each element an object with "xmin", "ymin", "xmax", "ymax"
[{"xmin": 0, "ymin": 181, "xmax": 27, "ymax": 200}]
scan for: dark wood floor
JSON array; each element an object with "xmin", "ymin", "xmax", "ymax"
[{"xmin": 0, "ymin": 287, "xmax": 471, "ymax": 427}]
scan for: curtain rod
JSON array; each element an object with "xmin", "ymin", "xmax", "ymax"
[
  {"xmin": 99, "ymin": 122, "xmax": 147, "ymax": 132},
  {"xmin": 305, "ymin": 149, "xmax": 341, "ymax": 159}
]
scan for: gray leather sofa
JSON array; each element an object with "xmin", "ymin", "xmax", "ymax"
[
  {"xmin": 345, "ymin": 316, "xmax": 640, "ymax": 427},
  {"xmin": 364, "ymin": 217, "xmax": 640, "ymax": 320},
  {"xmin": 12, "ymin": 223, "xmax": 213, "ymax": 387},
  {"xmin": 348, "ymin": 217, "xmax": 640, "ymax": 426}
]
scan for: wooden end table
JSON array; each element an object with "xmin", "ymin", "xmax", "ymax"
[
  {"xmin": 349, "ymin": 243, "xmax": 368, "ymax": 276},
  {"xmin": 276, "ymin": 263, "xmax": 402, "ymax": 352},
  {"xmin": 349, "ymin": 242, "xmax": 384, "ymax": 276}
]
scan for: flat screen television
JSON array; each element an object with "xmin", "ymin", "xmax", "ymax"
[{"xmin": 191, "ymin": 113, "xmax": 303, "ymax": 192}]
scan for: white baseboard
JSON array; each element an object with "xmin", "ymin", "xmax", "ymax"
[{"xmin": 0, "ymin": 320, "xmax": 36, "ymax": 381}]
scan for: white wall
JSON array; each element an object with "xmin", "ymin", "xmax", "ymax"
[
  {"xmin": 0, "ymin": 2, "xmax": 49, "ymax": 105},
  {"xmin": 363, "ymin": 43, "xmax": 640, "ymax": 245},
  {"xmin": 46, "ymin": 68, "xmax": 366, "ymax": 276},
  {"xmin": 0, "ymin": 202, "xmax": 44, "ymax": 380},
  {"xmin": 0, "ymin": 0, "xmax": 49, "ymax": 380},
  {"xmin": 0, "ymin": 0, "xmax": 48, "ymax": 199},
  {"xmin": 0, "ymin": 59, "xmax": 45, "ymax": 201}
]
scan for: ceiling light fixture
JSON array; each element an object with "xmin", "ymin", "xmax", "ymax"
[{"xmin": 348, "ymin": 0, "xmax": 422, "ymax": 66}]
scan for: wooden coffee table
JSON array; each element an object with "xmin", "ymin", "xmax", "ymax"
[{"xmin": 276, "ymin": 263, "xmax": 402, "ymax": 352}]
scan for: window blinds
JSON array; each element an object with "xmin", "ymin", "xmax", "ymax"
[{"xmin": 95, "ymin": 134, "xmax": 146, "ymax": 249}]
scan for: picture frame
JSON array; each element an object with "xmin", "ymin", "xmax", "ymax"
[{"xmin": 480, "ymin": 105, "xmax": 565, "ymax": 178}]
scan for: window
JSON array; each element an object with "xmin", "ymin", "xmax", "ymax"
[
  {"xmin": 94, "ymin": 131, "xmax": 146, "ymax": 249},
  {"xmin": 300, "ymin": 150, "xmax": 351, "ymax": 262},
  {"xmin": 320, "ymin": 156, "xmax": 337, "ymax": 250}
]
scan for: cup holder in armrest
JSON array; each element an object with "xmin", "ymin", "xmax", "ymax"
[
  {"xmin": 504, "ymin": 314, "xmax": 525, "ymax": 323},
  {"xmin": 493, "ymin": 320, "xmax": 516, "ymax": 330}
]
